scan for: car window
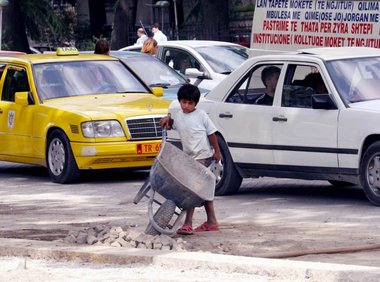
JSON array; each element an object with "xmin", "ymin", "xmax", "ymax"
[
  {"xmin": 195, "ymin": 45, "xmax": 248, "ymax": 74},
  {"xmin": 226, "ymin": 64, "xmax": 283, "ymax": 105},
  {"xmin": 123, "ymin": 55, "xmax": 188, "ymax": 87},
  {"xmin": 326, "ymin": 57, "xmax": 380, "ymax": 103},
  {"xmin": 2, "ymin": 66, "xmax": 29, "ymax": 102},
  {"xmin": 162, "ymin": 48, "xmax": 201, "ymax": 75},
  {"xmin": 33, "ymin": 60, "xmax": 149, "ymax": 101},
  {"xmin": 0, "ymin": 64, "xmax": 6, "ymax": 80},
  {"xmin": 282, "ymin": 64, "xmax": 328, "ymax": 108}
]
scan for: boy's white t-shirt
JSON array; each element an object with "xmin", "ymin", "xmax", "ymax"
[{"xmin": 172, "ymin": 109, "xmax": 217, "ymax": 160}]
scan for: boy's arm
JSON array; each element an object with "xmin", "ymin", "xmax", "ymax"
[
  {"xmin": 159, "ymin": 113, "xmax": 173, "ymax": 129},
  {"xmin": 208, "ymin": 133, "xmax": 221, "ymax": 162}
]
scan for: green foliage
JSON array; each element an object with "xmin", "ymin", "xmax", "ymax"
[
  {"xmin": 73, "ymin": 21, "xmax": 93, "ymax": 51},
  {"xmin": 21, "ymin": 0, "xmax": 75, "ymax": 45},
  {"xmin": 229, "ymin": 1, "xmax": 255, "ymax": 12}
]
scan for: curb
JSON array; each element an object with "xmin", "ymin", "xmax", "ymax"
[{"xmin": 1, "ymin": 238, "xmax": 380, "ymax": 281}]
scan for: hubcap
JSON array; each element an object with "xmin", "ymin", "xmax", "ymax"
[
  {"xmin": 367, "ymin": 155, "xmax": 380, "ymax": 195},
  {"xmin": 213, "ymin": 160, "xmax": 224, "ymax": 184},
  {"xmin": 48, "ymin": 138, "xmax": 65, "ymax": 176}
]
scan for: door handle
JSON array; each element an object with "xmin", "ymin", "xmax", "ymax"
[
  {"xmin": 0, "ymin": 108, "xmax": 3, "ymax": 114},
  {"xmin": 272, "ymin": 116, "xmax": 287, "ymax": 122},
  {"xmin": 219, "ymin": 113, "xmax": 233, "ymax": 118}
]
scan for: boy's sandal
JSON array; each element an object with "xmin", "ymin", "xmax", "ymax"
[
  {"xmin": 194, "ymin": 222, "xmax": 219, "ymax": 232},
  {"xmin": 177, "ymin": 224, "xmax": 194, "ymax": 235}
]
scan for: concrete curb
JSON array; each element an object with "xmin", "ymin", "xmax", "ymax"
[{"xmin": 1, "ymin": 238, "xmax": 380, "ymax": 281}]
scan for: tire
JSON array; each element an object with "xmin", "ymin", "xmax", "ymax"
[
  {"xmin": 46, "ymin": 130, "xmax": 80, "ymax": 184},
  {"xmin": 328, "ymin": 180, "xmax": 354, "ymax": 187},
  {"xmin": 145, "ymin": 199, "xmax": 176, "ymax": 236},
  {"xmin": 214, "ymin": 135, "xmax": 242, "ymax": 196},
  {"xmin": 360, "ymin": 141, "xmax": 380, "ymax": 206}
]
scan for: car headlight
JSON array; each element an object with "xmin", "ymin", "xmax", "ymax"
[{"xmin": 81, "ymin": 120, "xmax": 125, "ymax": 138}]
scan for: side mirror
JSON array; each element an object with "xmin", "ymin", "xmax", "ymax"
[
  {"xmin": 15, "ymin": 91, "xmax": 29, "ymax": 105},
  {"xmin": 312, "ymin": 94, "xmax": 337, "ymax": 110},
  {"xmin": 151, "ymin": 87, "xmax": 164, "ymax": 97},
  {"xmin": 185, "ymin": 68, "xmax": 210, "ymax": 79}
]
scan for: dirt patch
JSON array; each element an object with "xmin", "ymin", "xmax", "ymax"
[
  {"xmin": 0, "ymin": 229, "xmax": 69, "ymax": 241},
  {"xmin": 0, "ymin": 204, "xmax": 40, "ymax": 215}
]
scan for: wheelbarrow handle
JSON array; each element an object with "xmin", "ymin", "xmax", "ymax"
[{"xmin": 161, "ymin": 126, "xmax": 167, "ymax": 142}]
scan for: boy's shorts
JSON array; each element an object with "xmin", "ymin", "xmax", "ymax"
[{"xmin": 196, "ymin": 157, "xmax": 213, "ymax": 167}]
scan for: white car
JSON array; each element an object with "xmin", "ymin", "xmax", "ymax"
[
  {"xmin": 168, "ymin": 47, "xmax": 380, "ymax": 206},
  {"xmin": 119, "ymin": 40, "xmax": 249, "ymax": 91}
]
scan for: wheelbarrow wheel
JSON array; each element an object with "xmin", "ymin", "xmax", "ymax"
[{"xmin": 145, "ymin": 199, "xmax": 176, "ymax": 236}]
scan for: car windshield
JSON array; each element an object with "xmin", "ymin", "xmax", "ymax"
[
  {"xmin": 121, "ymin": 55, "xmax": 188, "ymax": 87},
  {"xmin": 326, "ymin": 56, "xmax": 380, "ymax": 104},
  {"xmin": 195, "ymin": 45, "xmax": 248, "ymax": 74},
  {"xmin": 33, "ymin": 60, "xmax": 148, "ymax": 101}
]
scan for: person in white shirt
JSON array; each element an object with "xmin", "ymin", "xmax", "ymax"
[
  {"xmin": 135, "ymin": 28, "xmax": 148, "ymax": 45},
  {"xmin": 151, "ymin": 23, "xmax": 167, "ymax": 42},
  {"xmin": 160, "ymin": 84, "xmax": 221, "ymax": 235}
]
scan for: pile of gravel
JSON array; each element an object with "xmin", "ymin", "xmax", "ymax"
[{"xmin": 62, "ymin": 224, "xmax": 186, "ymax": 251}]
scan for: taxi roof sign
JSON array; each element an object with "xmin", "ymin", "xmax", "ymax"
[{"xmin": 56, "ymin": 47, "xmax": 79, "ymax": 56}]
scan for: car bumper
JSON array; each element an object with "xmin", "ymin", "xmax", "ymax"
[{"xmin": 71, "ymin": 140, "xmax": 161, "ymax": 170}]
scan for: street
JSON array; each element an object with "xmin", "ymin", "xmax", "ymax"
[{"xmin": 1, "ymin": 160, "xmax": 380, "ymax": 280}]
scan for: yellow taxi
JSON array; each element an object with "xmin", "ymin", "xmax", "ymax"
[{"xmin": 0, "ymin": 47, "xmax": 170, "ymax": 183}]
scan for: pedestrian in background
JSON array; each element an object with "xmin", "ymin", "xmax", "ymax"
[
  {"xmin": 94, "ymin": 39, "xmax": 110, "ymax": 55},
  {"xmin": 151, "ymin": 23, "xmax": 167, "ymax": 42},
  {"xmin": 141, "ymin": 38, "xmax": 158, "ymax": 55},
  {"xmin": 135, "ymin": 28, "xmax": 148, "ymax": 45}
]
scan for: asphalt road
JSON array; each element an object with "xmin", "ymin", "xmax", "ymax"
[{"xmin": 1, "ymin": 160, "xmax": 380, "ymax": 270}]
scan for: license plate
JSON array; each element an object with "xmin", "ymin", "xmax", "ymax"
[{"xmin": 137, "ymin": 143, "xmax": 161, "ymax": 154}]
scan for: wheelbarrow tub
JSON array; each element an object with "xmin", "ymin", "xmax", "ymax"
[{"xmin": 149, "ymin": 142, "xmax": 216, "ymax": 210}]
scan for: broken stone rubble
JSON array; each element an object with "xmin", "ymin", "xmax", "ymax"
[{"xmin": 61, "ymin": 224, "xmax": 186, "ymax": 251}]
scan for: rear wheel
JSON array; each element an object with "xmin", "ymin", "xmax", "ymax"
[
  {"xmin": 46, "ymin": 130, "xmax": 80, "ymax": 184},
  {"xmin": 145, "ymin": 199, "xmax": 176, "ymax": 235},
  {"xmin": 214, "ymin": 135, "xmax": 242, "ymax": 196},
  {"xmin": 360, "ymin": 141, "xmax": 380, "ymax": 206}
]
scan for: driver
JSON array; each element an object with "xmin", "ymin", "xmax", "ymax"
[{"xmin": 255, "ymin": 66, "xmax": 281, "ymax": 106}]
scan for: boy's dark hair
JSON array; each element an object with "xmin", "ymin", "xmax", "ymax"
[
  {"xmin": 261, "ymin": 66, "xmax": 281, "ymax": 87},
  {"xmin": 94, "ymin": 39, "xmax": 110, "ymax": 55},
  {"xmin": 177, "ymin": 84, "xmax": 200, "ymax": 104}
]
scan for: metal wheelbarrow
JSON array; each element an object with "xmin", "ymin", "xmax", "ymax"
[{"xmin": 133, "ymin": 127, "xmax": 218, "ymax": 236}]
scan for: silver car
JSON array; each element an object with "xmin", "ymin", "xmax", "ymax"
[{"xmin": 119, "ymin": 40, "xmax": 249, "ymax": 91}]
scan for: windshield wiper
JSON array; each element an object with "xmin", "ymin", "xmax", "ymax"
[
  {"xmin": 149, "ymin": 83, "xmax": 171, "ymax": 88},
  {"xmin": 116, "ymin": 91, "xmax": 149, "ymax": 93}
]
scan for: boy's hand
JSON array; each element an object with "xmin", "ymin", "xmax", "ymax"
[
  {"xmin": 214, "ymin": 151, "xmax": 222, "ymax": 162},
  {"xmin": 159, "ymin": 115, "xmax": 172, "ymax": 129}
]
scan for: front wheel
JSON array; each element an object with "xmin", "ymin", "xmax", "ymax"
[
  {"xmin": 46, "ymin": 130, "xmax": 80, "ymax": 184},
  {"xmin": 214, "ymin": 135, "xmax": 242, "ymax": 196},
  {"xmin": 360, "ymin": 141, "xmax": 380, "ymax": 206}
]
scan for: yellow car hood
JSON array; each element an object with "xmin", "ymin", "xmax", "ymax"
[{"xmin": 42, "ymin": 93, "xmax": 170, "ymax": 119}]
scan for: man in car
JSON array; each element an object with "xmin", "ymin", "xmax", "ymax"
[{"xmin": 255, "ymin": 66, "xmax": 281, "ymax": 106}]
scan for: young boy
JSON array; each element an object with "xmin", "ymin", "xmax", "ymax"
[{"xmin": 160, "ymin": 84, "xmax": 221, "ymax": 235}]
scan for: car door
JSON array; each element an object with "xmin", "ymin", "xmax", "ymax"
[
  {"xmin": 0, "ymin": 65, "xmax": 35, "ymax": 157},
  {"xmin": 272, "ymin": 63, "xmax": 339, "ymax": 169},
  {"xmin": 207, "ymin": 63, "xmax": 284, "ymax": 168}
]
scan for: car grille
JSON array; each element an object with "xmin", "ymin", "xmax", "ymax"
[{"xmin": 126, "ymin": 116, "xmax": 163, "ymax": 140}]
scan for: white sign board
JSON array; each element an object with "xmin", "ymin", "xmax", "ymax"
[{"xmin": 251, "ymin": 0, "xmax": 380, "ymax": 51}]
